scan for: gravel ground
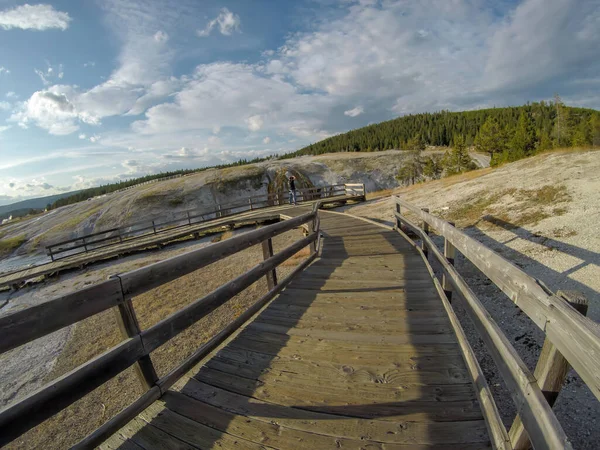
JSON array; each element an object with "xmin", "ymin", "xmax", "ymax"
[{"xmin": 343, "ymin": 149, "xmax": 600, "ymax": 449}]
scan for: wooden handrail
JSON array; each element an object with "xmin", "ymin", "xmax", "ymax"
[
  {"xmin": 393, "ymin": 196, "xmax": 598, "ymax": 450},
  {"xmin": 394, "ymin": 197, "xmax": 600, "ymax": 401},
  {"xmin": 0, "ymin": 210, "xmax": 322, "ymax": 447}
]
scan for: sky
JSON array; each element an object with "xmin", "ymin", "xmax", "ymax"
[{"xmin": 0, "ymin": 0, "xmax": 599, "ymax": 206}]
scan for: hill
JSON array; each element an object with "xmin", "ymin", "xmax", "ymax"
[
  {"xmin": 0, "ymin": 191, "xmax": 82, "ymax": 219},
  {"xmin": 287, "ymin": 102, "xmax": 600, "ymax": 163}
]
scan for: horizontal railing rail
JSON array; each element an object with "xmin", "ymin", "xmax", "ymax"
[
  {"xmin": 45, "ymin": 183, "xmax": 360, "ymax": 261},
  {"xmin": 393, "ymin": 196, "xmax": 598, "ymax": 450},
  {"xmin": 0, "ymin": 205, "xmax": 323, "ymax": 447}
]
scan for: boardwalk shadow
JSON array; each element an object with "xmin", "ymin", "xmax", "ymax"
[
  {"xmin": 119, "ymin": 217, "xmax": 484, "ymax": 448},
  {"xmin": 473, "ymin": 215, "xmax": 599, "ymax": 318}
]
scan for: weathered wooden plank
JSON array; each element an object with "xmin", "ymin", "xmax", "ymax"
[
  {"xmin": 113, "ymin": 416, "xmax": 196, "ymax": 450},
  {"xmin": 177, "ymin": 378, "xmax": 489, "ymax": 445},
  {"xmin": 246, "ymin": 321, "xmax": 458, "ymax": 344},
  {"xmin": 138, "ymin": 401, "xmax": 269, "ymax": 450},
  {"xmin": 0, "ymin": 278, "xmax": 123, "ymax": 354},
  {"xmin": 205, "ymin": 354, "xmax": 474, "ymax": 393},
  {"xmin": 0, "ymin": 338, "xmax": 145, "ymax": 447},
  {"xmin": 193, "ymin": 368, "xmax": 483, "ymax": 422}
]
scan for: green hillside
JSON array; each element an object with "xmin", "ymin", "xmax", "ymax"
[{"xmin": 285, "ymin": 100, "xmax": 600, "ymax": 165}]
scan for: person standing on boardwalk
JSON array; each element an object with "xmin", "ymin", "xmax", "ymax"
[{"xmin": 289, "ymin": 175, "xmax": 298, "ymax": 205}]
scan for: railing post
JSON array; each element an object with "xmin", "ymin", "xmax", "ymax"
[
  {"xmin": 442, "ymin": 221, "xmax": 456, "ymax": 301},
  {"xmin": 249, "ymin": 198, "xmax": 254, "ymax": 210},
  {"xmin": 217, "ymin": 204, "xmax": 222, "ymax": 218},
  {"xmin": 395, "ymin": 201, "xmax": 402, "ymax": 230},
  {"xmin": 109, "ymin": 275, "xmax": 158, "ymax": 390},
  {"xmin": 261, "ymin": 238, "xmax": 277, "ymax": 290},
  {"xmin": 48, "ymin": 246, "xmax": 54, "ymax": 262},
  {"xmin": 508, "ymin": 290, "xmax": 588, "ymax": 449},
  {"xmin": 187, "ymin": 211, "xmax": 191, "ymax": 225},
  {"xmin": 421, "ymin": 208, "xmax": 430, "ymax": 259},
  {"xmin": 82, "ymin": 237, "xmax": 88, "ymax": 253},
  {"xmin": 117, "ymin": 228, "xmax": 123, "ymax": 243},
  {"xmin": 151, "ymin": 220, "xmax": 157, "ymax": 234}
]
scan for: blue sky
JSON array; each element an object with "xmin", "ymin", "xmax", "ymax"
[{"xmin": 0, "ymin": 0, "xmax": 599, "ymax": 206}]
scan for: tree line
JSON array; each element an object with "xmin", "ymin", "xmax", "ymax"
[{"xmin": 286, "ymin": 98, "xmax": 600, "ymax": 165}]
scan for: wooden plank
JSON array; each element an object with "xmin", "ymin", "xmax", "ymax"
[
  {"xmin": 0, "ymin": 277, "xmax": 123, "ymax": 354},
  {"xmin": 193, "ymin": 368, "xmax": 483, "ymax": 422},
  {"xmin": 177, "ymin": 378, "xmax": 490, "ymax": 445},
  {"xmin": 138, "ymin": 401, "xmax": 268, "ymax": 450},
  {"xmin": 253, "ymin": 313, "xmax": 454, "ymax": 335},
  {"xmin": 395, "ymin": 197, "xmax": 600, "ymax": 401},
  {"xmin": 205, "ymin": 353, "xmax": 473, "ymax": 390},
  {"xmin": 119, "ymin": 211, "xmax": 315, "ymax": 298},
  {"xmin": 140, "ymin": 233, "xmax": 317, "ymax": 353},
  {"xmin": 0, "ymin": 338, "xmax": 145, "ymax": 447},
  {"xmin": 111, "ymin": 416, "xmax": 196, "ymax": 450},
  {"xmin": 247, "ymin": 321, "xmax": 458, "ymax": 344}
]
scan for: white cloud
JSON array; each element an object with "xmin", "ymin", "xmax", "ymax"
[
  {"xmin": 83, "ymin": 61, "xmax": 96, "ymax": 68},
  {"xmin": 78, "ymin": 133, "xmax": 87, "ymax": 139},
  {"xmin": 0, "ymin": 101, "xmax": 10, "ymax": 111},
  {"xmin": 246, "ymin": 114, "xmax": 264, "ymax": 131},
  {"xmin": 197, "ymin": 8, "xmax": 241, "ymax": 37},
  {"xmin": 0, "ymin": 125, "xmax": 10, "ymax": 134},
  {"xmin": 263, "ymin": 136, "xmax": 271, "ymax": 144},
  {"xmin": 10, "ymin": 86, "xmax": 99, "ymax": 135},
  {"xmin": 89, "ymin": 134, "xmax": 100, "ymax": 143},
  {"xmin": 5, "ymin": 91, "xmax": 17, "ymax": 98},
  {"xmin": 484, "ymin": 0, "xmax": 600, "ymax": 92},
  {"xmin": 344, "ymin": 106, "xmax": 364, "ymax": 117},
  {"xmin": 0, "ymin": 66, "xmax": 9, "ymax": 75},
  {"xmin": 35, "ymin": 63, "xmax": 64, "ymax": 86},
  {"xmin": 153, "ymin": 30, "xmax": 168, "ymax": 43},
  {"xmin": 0, "ymin": 4, "xmax": 71, "ymax": 31}
]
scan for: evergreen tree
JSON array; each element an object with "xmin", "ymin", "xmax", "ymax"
[
  {"xmin": 422, "ymin": 154, "xmax": 443, "ymax": 180},
  {"xmin": 474, "ymin": 117, "xmax": 505, "ymax": 157},
  {"xmin": 444, "ymin": 135, "xmax": 475, "ymax": 175},
  {"xmin": 509, "ymin": 111, "xmax": 536, "ymax": 160}
]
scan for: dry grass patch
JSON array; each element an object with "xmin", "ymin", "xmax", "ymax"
[
  {"xmin": 0, "ymin": 234, "xmax": 27, "ymax": 256},
  {"xmin": 442, "ymin": 184, "xmax": 572, "ymax": 229}
]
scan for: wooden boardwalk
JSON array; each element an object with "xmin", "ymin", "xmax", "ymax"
[{"xmin": 102, "ymin": 207, "xmax": 490, "ymax": 449}]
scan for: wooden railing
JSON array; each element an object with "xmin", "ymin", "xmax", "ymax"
[
  {"xmin": 0, "ymin": 205, "xmax": 323, "ymax": 448},
  {"xmin": 394, "ymin": 196, "xmax": 599, "ymax": 450},
  {"xmin": 45, "ymin": 183, "xmax": 363, "ymax": 261}
]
